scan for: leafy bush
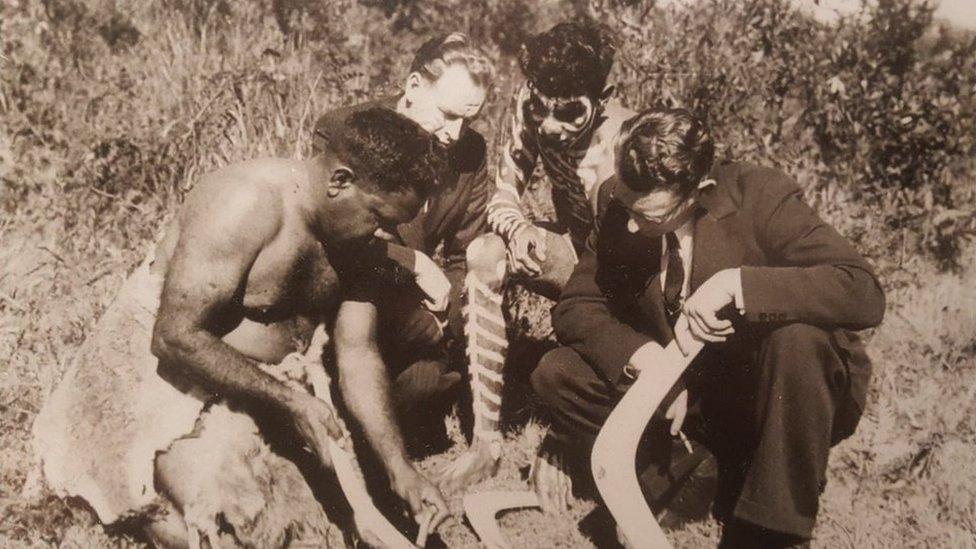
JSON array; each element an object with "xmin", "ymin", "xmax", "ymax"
[
  {"xmin": 1, "ymin": 0, "xmax": 973, "ymax": 266},
  {"xmin": 594, "ymin": 0, "xmax": 975, "ymax": 272}
]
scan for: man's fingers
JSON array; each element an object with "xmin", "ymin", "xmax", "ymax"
[
  {"xmin": 314, "ymin": 439, "xmax": 334, "ymax": 470},
  {"xmin": 558, "ymin": 472, "xmax": 571, "ymax": 512},
  {"xmin": 325, "ymin": 418, "xmax": 343, "ymax": 441},
  {"xmin": 687, "ymin": 312, "xmax": 726, "ymax": 343},
  {"xmin": 699, "ymin": 310, "xmax": 734, "ymax": 334},
  {"xmin": 421, "ymin": 487, "xmax": 450, "ymax": 530},
  {"xmin": 519, "ymin": 246, "xmax": 542, "ymax": 275},
  {"xmin": 427, "ymin": 501, "xmax": 449, "ymax": 531},
  {"xmin": 673, "ymin": 315, "xmax": 694, "ymax": 356},
  {"xmin": 670, "ymin": 404, "xmax": 687, "ymax": 436},
  {"xmin": 531, "ymin": 234, "xmax": 547, "ymax": 262}
]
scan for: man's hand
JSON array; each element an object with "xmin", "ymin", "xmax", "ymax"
[
  {"xmin": 438, "ymin": 439, "xmax": 500, "ymax": 493},
  {"xmin": 288, "ymin": 391, "xmax": 343, "ymax": 470},
  {"xmin": 682, "ymin": 268, "xmax": 740, "ymax": 344},
  {"xmin": 530, "ymin": 439, "xmax": 572, "ymax": 515},
  {"xmin": 390, "ymin": 463, "xmax": 450, "ymax": 531},
  {"xmin": 664, "ymin": 389, "xmax": 688, "ymax": 436},
  {"xmin": 506, "ymin": 225, "xmax": 548, "ymax": 277},
  {"xmin": 413, "ymin": 250, "xmax": 451, "ymax": 313}
]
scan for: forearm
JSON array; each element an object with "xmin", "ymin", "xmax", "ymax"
[
  {"xmin": 152, "ymin": 329, "xmax": 299, "ymax": 412},
  {"xmin": 486, "ymin": 187, "xmax": 529, "ymax": 242},
  {"xmin": 740, "ymin": 263, "xmax": 885, "ymax": 328},
  {"xmin": 552, "ymin": 251, "xmax": 654, "ymax": 384},
  {"xmin": 336, "ymin": 345, "xmax": 412, "ymax": 476},
  {"xmin": 489, "ymin": 104, "xmax": 536, "ymax": 243}
]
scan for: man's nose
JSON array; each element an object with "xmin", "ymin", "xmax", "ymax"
[{"xmin": 540, "ymin": 116, "xmax": 563, "ymax": 136}]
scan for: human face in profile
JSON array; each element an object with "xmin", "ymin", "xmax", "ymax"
[
  {"xmin": 311, "ymin": 156, "xmax": 425, "ymax": 246},
  {"xmin": 401, "ymin": 64, "xmax": 487, "ymax": 147},
  {"xmin": 613, "ymin": 179, "xmax": 697, "ymax": 239},
  {"xmin": 525, "ymin": 83, "xmax": 597, "ymax": 148}
]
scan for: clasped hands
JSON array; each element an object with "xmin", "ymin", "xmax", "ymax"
[{"xmin": 507, "ymin": 224, "xmax": 548, "ymax": 277}]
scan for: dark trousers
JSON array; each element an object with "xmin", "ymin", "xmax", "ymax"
[
  {"xmin": 531, "ymin": 323, "xmax": 865, "ymax": 538},
  {"xmin": 376, "ymin": 288, "xmax": 463, "ymax": 449}
]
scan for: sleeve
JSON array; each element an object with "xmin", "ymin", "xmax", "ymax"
[
  {"xmin": 486, "ymin": 83, "xmax": 540, "ymax": 242},
  {"xmin": 333, "ymin": 241, "xmax": 418, "ymax": 304},
  {"xmin": 739, "ymin": 170, "xmax": 886, "ymax": 329},
  {"xmin": 551, "ymin": 227, "xmax": 655, "ymax": 386}
]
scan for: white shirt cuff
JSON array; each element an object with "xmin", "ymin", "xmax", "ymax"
[{"xmin": 731, "ymin": 268, "xmax": 746, "ymax": 314}]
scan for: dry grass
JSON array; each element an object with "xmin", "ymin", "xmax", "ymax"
[{"xmin": 2, "ymin": 0, "xmax": 975, "ymax": 547}]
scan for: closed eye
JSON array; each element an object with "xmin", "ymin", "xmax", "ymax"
[{"xmin": 553, "ymin": 102, "xmax": 586, "ymax": 123}]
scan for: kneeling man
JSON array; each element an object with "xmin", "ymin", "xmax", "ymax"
[
  {"xmin": 33, "ymin": 107, "xmax": 447, "ymax": 547},
  {"xmin": 531, "ymin": 108, "xmax": 885, "ymax": 547}
]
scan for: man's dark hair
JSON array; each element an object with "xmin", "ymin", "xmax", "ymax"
[
  {"xmin": 518, "ymin": 18, "xmax": 616, "ymax": 99},
  {"xmin": 616, "ymin": 108, "xmax": 715, "ymax": 196},
  {"xmin": 335, "ymin": 107, "xmax": 439, "ymax": 198}
]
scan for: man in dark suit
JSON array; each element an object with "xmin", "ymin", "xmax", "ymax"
[{"xmin": 530, "ymin": 108, "xmax": 885, "ymax": 547}]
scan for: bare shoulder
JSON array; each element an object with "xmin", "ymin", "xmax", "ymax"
[{"xmin": 177, "ymin": 158, "xmax": 297, "ymax": 254}]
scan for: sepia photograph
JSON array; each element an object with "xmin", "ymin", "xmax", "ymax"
[{"xmin": 1, "ymin": 0, "xmax": 974, "ymax": 546}]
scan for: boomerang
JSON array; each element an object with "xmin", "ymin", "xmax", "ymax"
[
  {"xmin": 591, "ymin": 315, "xmax": 704, "ymax": 549},
  {"xmin": 303, "ymin": 328, "xmax": 422, "ymax": 549},
  {"xmin": 463, "ymin": 490, "xmax": 540, "ymax": 549}
]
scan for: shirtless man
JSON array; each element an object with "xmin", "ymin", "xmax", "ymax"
[
  {"xmin": 33, "ymin": 107, "xmax": 448, "ymax": 546},
  {"xmin": 459, "ymin": 19, "xmax": 636, "ymax": 486}
]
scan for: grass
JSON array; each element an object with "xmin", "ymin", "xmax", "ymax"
[{"xmin": 2, "ymin": 0, "xmax": 975, "ymax": 547}]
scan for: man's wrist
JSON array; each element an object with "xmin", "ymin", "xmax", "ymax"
[
  {"xmin": 727, "ymin": 268, "xmax": 745, "ymax": 313},
  {"xmin": 507, "ymin": 220, "xmax": 532, "ymax": 242},
  {"xmin": 281, "ymin": 385, "xmax": 312, "ymax": 416}
]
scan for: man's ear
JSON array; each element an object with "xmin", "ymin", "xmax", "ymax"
[
  {"xmin": 598, "ymin": 85, "xmax": 615, "ymax": 107},
  {"xmin": 403, "ymin": 72, "xmax": 425, "ymax": 101},
  {"xmin": 327, "ymin": 167, "xmax": 354, "ymax": 198}
]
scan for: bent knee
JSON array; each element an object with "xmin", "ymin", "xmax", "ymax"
[
  {"xmin": 466, "ymin": 234, "xmax": 507, "ymax": 283},
  {"xmin": 763, "ymin": 323, "xmax": 839, "ymax": 381},
  {"xmin": 530, "ymin": 347, "xmax": 579, "ymax": 402},
  {"xmin": 766, "ymin": 323, "xmax": 831, "ymax": 353}
]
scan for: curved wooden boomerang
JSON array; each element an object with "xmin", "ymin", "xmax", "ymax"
[
  {"xmin": 591, "ymin": 315, "xmax": 704, "ymax": 549},
  {"xmin": 305, "ymin": 357, "xmax": 419, "ymax": 549},
  {"xmin": 463, "ymin": 490, "xmax": 540, "ymax": 549}
]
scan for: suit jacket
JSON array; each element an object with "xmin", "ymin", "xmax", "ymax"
[
  {"xmin": 313, "ymin": 97, "xmax": 491, "ymax": 335},
  {"xmin": 552, "ymin": 162, "xmax": 886, "ymax": 408}
]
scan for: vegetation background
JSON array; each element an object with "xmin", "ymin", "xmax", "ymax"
[{"xmin": 1, "ymin": 0, "xmax": 974, "ymax": 546}]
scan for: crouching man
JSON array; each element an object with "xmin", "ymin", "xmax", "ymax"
[
  {"xmin": 313, "ymin": 33, "xmax": 497, "ymax": 485},
  {"xmin": 33, "ymin": 107, "xmax": 448, "ymax": 547},
  {"xmin": 531, "ymin": 108, "xmax": 885, "ymax": 547}
]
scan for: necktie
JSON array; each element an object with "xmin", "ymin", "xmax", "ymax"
[{"xmin": 663, "ymin": 232, "xmax": 684, "ymax": 324}]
